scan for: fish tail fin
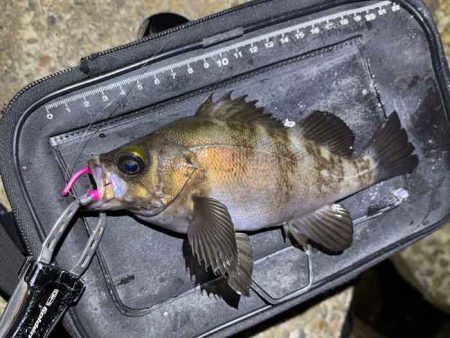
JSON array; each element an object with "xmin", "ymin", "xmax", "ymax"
[{"xmin": 364, "ymin": 112, "xmax": 418, "ymax": 183}]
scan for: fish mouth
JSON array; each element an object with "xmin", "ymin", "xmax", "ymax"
[
  {"xmin": 62, "ymin": 159, "xmax": 120, "ymax": 209},
  {"xmin": 87, "ymin": 162, "xmax": 106, "ymax": 209},
  {"xmin": 86, "ymin": 160, "xmax": 120, "ymax": 210},
  {"xmin": 88, "ymin": 160, "xmax": 130, "ymax": 210}
]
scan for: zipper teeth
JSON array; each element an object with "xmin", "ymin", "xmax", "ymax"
[
  {"xmin": 3, "ymin": 66, "xmax": 78, "ymax": 254},
  {"xmin": 89, "ymin": 0, "xmax": 266, "ymax": 59},
  {"xmin": 3, "ymin": 66, "xmax": 79, "ymax": 114}
]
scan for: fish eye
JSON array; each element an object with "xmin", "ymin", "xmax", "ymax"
[{"xmin": 117, "ymin": 154, "xmax": 145, "ymax": 175}]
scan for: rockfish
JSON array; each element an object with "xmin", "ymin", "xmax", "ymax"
[{"xmin": 82, "ymin": 92, "xmax": 418, "ymax": 295}]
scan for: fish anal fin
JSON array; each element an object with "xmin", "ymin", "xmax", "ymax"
[
  {"xmin": 195, "ymin": 92, "xmax": 283, "ymax": 128},
  {"xmin": 299, "ymin": 111, "xmax": 355, "ymax": 158},
  {"xmin": 288, "ymin": 204, "xmax": 353, "ymax": 253}
]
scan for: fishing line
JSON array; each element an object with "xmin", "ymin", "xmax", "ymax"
[{"xmin": 64, "ymin": 39, "xmax": 172, "ymax": 196}]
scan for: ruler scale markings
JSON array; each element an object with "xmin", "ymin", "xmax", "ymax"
[{"xmin": 45, "ymin": 1, "xmax": 392, "ymax": 116}]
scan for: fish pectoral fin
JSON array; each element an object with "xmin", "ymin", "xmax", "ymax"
[
  {"xmin": 195, "ymin": 92, "xmax": 283, "ymax": 128},
  {"xmin": 188, "ymin": 195, "xmax": 238, "ymax": 277},
  {"xmin": 288, "ymin": 204, "xmax": 353, "ymax": 253},
  {"xmin": 227, "ymin": 233, "xmax": 253, "ymax": 296},
  {"xmin": 299, "ymin": 111, "xmax": 354, "ymax": 158}
]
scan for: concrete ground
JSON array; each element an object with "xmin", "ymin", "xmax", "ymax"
[{"xmin": 0, "ymin": 0, "xmax": 449, "ymax": 336}]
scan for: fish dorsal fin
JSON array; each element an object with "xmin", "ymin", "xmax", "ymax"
[
  {"xmin": 196, "ymin": 92, "xmax": 283, "ymax": 128},
  {"xmin": 299, "ymin": 111, "xmax": 355, "ymax": 158},
  {"xmin": 287, "ymin": 204, "xmax": 353, "ymax": 253}
]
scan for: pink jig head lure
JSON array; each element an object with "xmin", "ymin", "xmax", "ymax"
[{"xmin": 62, "ymin": 166, "xmax": 99, "ymax": 202}]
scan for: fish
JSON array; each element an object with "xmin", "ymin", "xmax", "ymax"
[{"xmin": 82, "ymin": 92, "xmax": 418, "ymax": 296}]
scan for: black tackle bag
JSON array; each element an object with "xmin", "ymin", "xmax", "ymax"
[{"xmin": 0, "ymin": 0, "xmax": 449, "ymax": 337}]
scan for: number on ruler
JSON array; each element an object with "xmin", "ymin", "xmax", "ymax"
[
  {"xmin": 340, "ymin": 18, "xmax": 349, "ymax": 25},
  {"xmin": 234, "ymin": 50, "xmax": 243, "ymax": 58},
  {"xmin": 119, "ymin": 86, "xmax": 126, "ymax": 95},
  {"xmin": 83, "ymin": 99, "xmax": 90, "ymax": 108},
  {"xmin": 249, "ymin": 45, "xmax": 258, "ymax": 54},
  {"xmin": 354, "ymin": 14, "xmax": 362, "ymax": 22},
  {"xmin": 280, "ymin": 35, "xmax": 289, "ymax": 44},
  {"xmin": 187, "ymin": 66, "xmax": 194, "ymax": 74},
  {"xmin": 101, "ymin": 92, "xmax": 108, "ymax": 102},
  {"xmin": 392, "ymin": 4, "xmax": 400, "ymax": 11},
  {"xmin": 311, "ymin": 26, "xmax": 320, "ymax": 34},
  {"xmin": 203, "ymin": 61, "xmax": 210, "ymax": 69},
  {"xmin": 264, "ymin": 40, "xmax": 274, "ymax": 48},
  {"xmin": 216, "ymin": 57, "xmax": 229, "ymax": 67},
  {"xmin": 137, "ymin": 81, "xmax": 143, "ymax": 90},
  {"xmin": 295, "ymin": 31, "xmax": 305, "ymax": 39},
  {"xmin": 170, "ymin": 71, "xmax": 176, "ymax": 79},
  {"xmin": 45, "ymin": 107, "xmax": 53, "ymax": 120},
  {"xmin": 378, "ymin": 7, "xmax": 387, "ymax": 15},
  {"xmin": 325, "ymin": 22, "xmax": 334, "ymax": 30},
  {"xmin": 154, "ymin": 77, "xmax": 160, "ymax": 85},
  {"xmin": 365, "ymin": 13, "xmax": 376, "ymax": 21}
]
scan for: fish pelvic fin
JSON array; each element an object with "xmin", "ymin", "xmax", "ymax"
[
  {"xmin": 287, "ymin": 204, "xmax": 353, "ymax": 253},
  {"xmin": 188, "ymin": 196, "xmax": 253, "ymax": 296},
  {"xmin": 188, "ymin": 196, "xmax": 238, "ymax": 275},
  {"xmin": 363, "ymin": 112, "xmax": 418, "ymax": 183},
  {"xmin": 227, "ymin": 233, "xmax": 253, "ymax": 296}
]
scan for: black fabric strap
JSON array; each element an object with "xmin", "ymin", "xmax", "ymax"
[
  {"xmin": 0, "ymin": 204, "xmax": 27, "ymax": 255},
  {"xmin": 0, "ymin": 205, "xmax": 26, "ymax": 298}
]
